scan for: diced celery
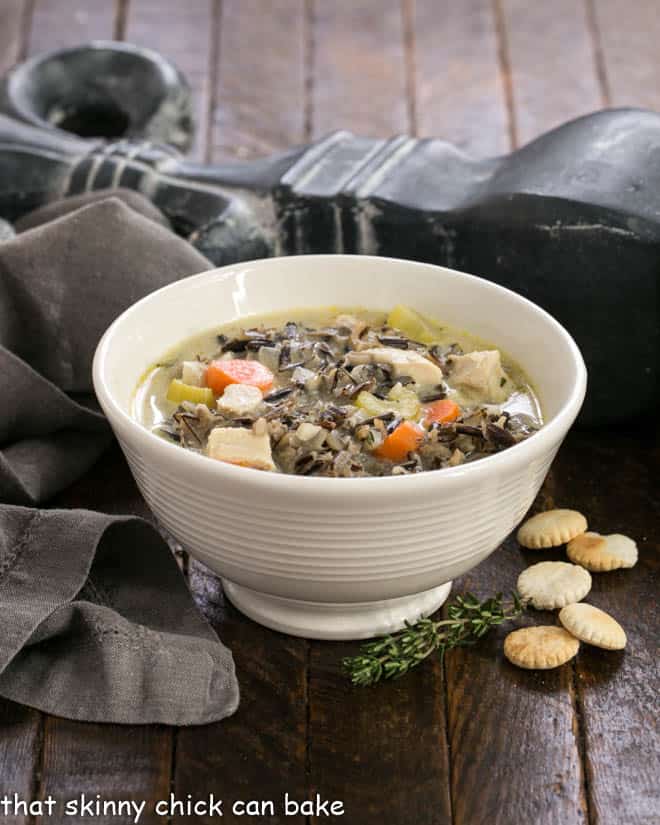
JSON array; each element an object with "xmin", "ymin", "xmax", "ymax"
[
  {"xmin": 387, "ymin": 304, "xmax": 443, "ymax": 344},
  {"xmin": 167, "ymin": 378, "xmax": 215, "ymax": 407},
  {"xmin": 388, "ymin": 384, "xmax": 421, "ymax": 419},
  {"xmin": 356, "ymin": 391, "xmax": 392, "ymax": 417},
  {"xmin": 356, "ymin": 387, "xmax": 421, "ymax": 420}
]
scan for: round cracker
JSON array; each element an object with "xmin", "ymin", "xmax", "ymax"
[
  {"xmin": 567, "ymin": 532, "xmax": 638, "ymax": 572},
  {"xmin": 559, "ymin": 603, "xmax": 626, "ymax": 650},
  {"xmin": 517, "ymin": 509, "xmax": 587, "ymax": 549},
  {"xmin": 517, "ymin": 561, "xmax": 591, "ymax": 610},
  {"xmin": 504, "ymin": 626, "xmax": 579, "ymax": 669}
]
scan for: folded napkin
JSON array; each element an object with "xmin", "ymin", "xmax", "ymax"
[
  {"xmin": 0, "ymin": 190, "xmax": 239, "ymax": 724},
  {"xmin": 13, "ymin": 187, "xmax": 170, "ymax": 234}
]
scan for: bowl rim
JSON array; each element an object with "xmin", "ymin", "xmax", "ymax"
[{"xmin": 93, "ymin": 254, "xmax": 587, "ymax": 494}]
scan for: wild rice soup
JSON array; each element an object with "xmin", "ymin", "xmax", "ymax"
[{"xmin": 134, "ymin": 306, "xmax": 542, "ymax": 477}]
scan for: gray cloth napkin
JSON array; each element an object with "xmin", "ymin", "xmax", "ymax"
[
  {"xmin": 13, "ymin": 187, "xmax": 170, "ymax": 234},
  {"xmin": 0, "ymin": 190, "xmax": 239, "ymax": 725}
]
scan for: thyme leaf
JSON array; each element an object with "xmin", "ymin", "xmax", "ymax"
[{"xmin": 342, "ymin": 591, "xmax": 527, "ymax": 686}]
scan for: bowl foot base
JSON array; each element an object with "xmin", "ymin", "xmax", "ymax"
[{"xmin": 221, "ymin": 580, "xmax": 453, "ymax": 640}]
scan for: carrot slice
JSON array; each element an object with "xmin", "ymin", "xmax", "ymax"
[
  {"xmin": 424, "ymin": 399, "xmax": 461, "ymax": 425},
  {"xmin": 206, "ymin": 359, "xmax": 274, "ymax": 394},
  {"xmin": 374, "ymin": 421, "xmax": 424, "ymax": 462}
]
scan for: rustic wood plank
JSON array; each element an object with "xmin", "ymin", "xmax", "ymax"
[
  {"xmin": 414, "ymin": 7, "xmax": 597, "ymax": 819},
  {"xmin": 489, "ymin": 10, "xmax": 658, "ymax": 822},
  {"xmin": 445, "ymin": 520, "xmax": 587, "ymax": 825},
  {"xmin": 304, "ymin": 4, "xmax": 450, "ymax": 823},
  {"xmin": 414, "ymin": 14, "xmax": 588, "ymax": 816},
  {"xmin": 413, "ymin": 0, "xmax": 510, "ymax": 156},
  {"xmin": 553, "ymin": 429, "xmax": 660, "ymax": 825},
  {"xmin": 0, "ymin": 701, "xmax": 41, "ymax": 825},
  {"xmin": 309, "ymin": 646, "xmax": 451, "ymax": 824},
  {"xmin": 499, "ymin": 0, "xmax": 604, "ymax": 146},
  {"xmin": 175, "ymin": 562, "xmax": 307, "ymax": 825},
  {"xmin": 27, "ymin": 0, "xmax": 117, "ymax": 56},
  {"xmin": 590, "ymin": 0, "xmax": 660, "ymax": 109},
  {"xmin": 124, "ymin": 0, "xmax": 214, "ymax": 161},
  {"xmin": 311, "ymin": 0, "xmax": 409, "ymax": 137},
  {"xmin": 38, "ymin": 716, "xmax": 171, "ymax": 825},
  {"xmin": 0, "ymin": 0, "xmax": 29, "ymax": 76},
  {"xmin": 210, "ymin": 0, "xmax": 306, "ymax": 160},
  {"xmin": 445, "ymin": 425, "xmax": 660, "ymax": 825}
]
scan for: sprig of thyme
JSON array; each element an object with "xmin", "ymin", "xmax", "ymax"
[{"xmin": 343, "ymin": 591, "xmax": 527, "ymax": 686}]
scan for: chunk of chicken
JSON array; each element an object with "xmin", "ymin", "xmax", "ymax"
[
  {"xmin": 447, "ymin": 350, "xmax": 510, "ymax": 403},
  {"xmin": 345, "ymin": 347, "xmax": 443, "ymax": 386},
  {"xmin": 181, "ymin": 360, "xmax": 207, "ymax": 387},
  {"xmin": 216, "ymin": 383, "xmax": 263, "ymax": 416},
  {"xmin": 206, "ymin": 427, "xmax": 275, "ymax": 470},
  {"xmin": 296, "ymin": 422, "xmax": 323, "ymax": 442}
]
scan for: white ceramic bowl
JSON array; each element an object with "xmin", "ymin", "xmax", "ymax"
[{"xmin": 93, "ymin": 255, "xmax": 586, "ymax": 639}]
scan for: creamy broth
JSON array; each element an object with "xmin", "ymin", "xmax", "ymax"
[{"xmin": 134, "ymin": 306, "xmax": 542, "ymax": 477}]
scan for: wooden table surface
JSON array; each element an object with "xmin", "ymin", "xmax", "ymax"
[{"xmin": 1, "ymin": 2, "xmax": 659, "ymax": 823}]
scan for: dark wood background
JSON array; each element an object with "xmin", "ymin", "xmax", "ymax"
[{"xmin": 0, "ymin": 1, "xmax": 658, "ymax": 823}]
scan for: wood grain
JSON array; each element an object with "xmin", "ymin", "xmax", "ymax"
[
  {"xmin": 445, "ymin": 528, "xmax": 587, "ymax": 825},
  {"xmin": 0, "ymin": 702, "xmax": 41, "ymax": 825},
  {"xmin": 27, "ymin": 0, "xmax": 117, "ymax": 56},
  {"xmin": 0, "ymin": 0, "xmax": 29, "ymax": 76},
  {"xmin": 499, "ymin": 0, "xmax": 604, "ymax": 146},
  {"xmin": 408, "ymin": 15, "xmax": 589, "ymax": 815},
  {"xmin": 413, "ymin": 0, "xmax": 510, "ymax": 156},
  {"xmin": 309, "ymin": 645, "xmax": 451, "ymax": 824},
  {"xmin": 38, "ymin": 716, "xmax": 171, "ymax": 825},
  {"xmin": 310, "ymin": 0, "xmax": 409, "ymax": 138},
  {"xmin": 553, "ymin": 429, "xmax": 660, "ymax": 825},
  {"xmin": 124, "ymin": 0, "xmax": 214, "ymax": 161},
  {"xmin": 209, "ymin": 0, "xmax": 307, "ymax": 160},
  {"xmin": 591, "ymin": 0, "xmax": 660, "ymax": 109},
  {"xmin": 174, "ymin": 562, "xmax": 308, "ymax": 825}
]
